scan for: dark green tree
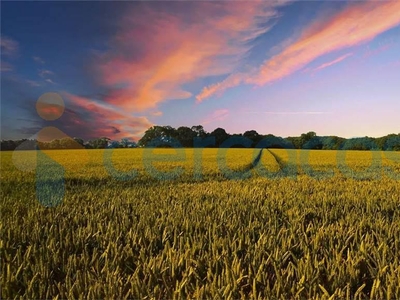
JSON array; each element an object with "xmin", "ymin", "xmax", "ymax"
[
  {"xmin": 176, "ymin": 126, "xmax": 196, "ymax": 147},
  {"xmin": 191, "ymin": 125, "xmax": 207, "ymax": 138},
  {"xmin": 210, "ymin": 128, "xmax": 230, "ymax": 147}
]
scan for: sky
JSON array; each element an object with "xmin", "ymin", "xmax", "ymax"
[{"xmin": 1, "ymin": 0, "xmax": 399, "ymax": 141}]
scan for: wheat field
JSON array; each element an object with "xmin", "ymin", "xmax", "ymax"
[{"xmin": 1, "ymin": 149, "xmax": 399, "ymax": 299}]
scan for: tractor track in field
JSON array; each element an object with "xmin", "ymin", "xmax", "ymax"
[
  {"xmin": 239, "ymin": 148, "xmax": 283, "ymax": 173},
  {"xmin": 252, "ymin": 148, "xmax": 264, "ymax": 167},
  {"xmin": 234, "ymin": 148, "xmax": 264, "ymax": 173},
  {"xmin": 226, "ymin": 148, "xmax": 292, "ymax": 177},
  {"xmin": 265, "ymin": 148, "xmax": 285, "ymax": 171}
]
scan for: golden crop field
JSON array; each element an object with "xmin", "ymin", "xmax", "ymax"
[{"xmin": 1, "ymin": 149, "xmax": 400, "ymax": 299}]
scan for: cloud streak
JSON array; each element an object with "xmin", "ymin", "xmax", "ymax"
[
  {"xmin": 197, "ymin": 0, "xmax": 400, "ymax": 101},
  {"xmin": 312, "ymin": 53, "xmax": 353, "ymax": 72},
  {"xmin": 196, "ymin": 73, "xmax": 246, "ymax": 103},
  {"xmin": 202, "ymin": 109, "xmax": 229, "ymax": 125},
  {"xmin": 39, "ymin": 69, "xmax": 54, "ymax": 78},
  {"xmin": 95, "ymin": 1, "xmax": 283, "ymax": 112},
  {"xmin": 245, "ymin": 111, "xmax": 331, "ymax": 115},
  {"xmin": 33, "ymin": 56, "xmax": 45, "ymax": 64},
  {"xmin": 1, "ymin": 61, "xmax": 13, "ymax": 72},
  {"xmin": 0, "ymin": 36, "xmax": 18, "ymax": 57},
  {"xmin": 64, "ymin": 93, "xmax": 153, "ymax": 140},
  {"xmin": 1, "ymin": 36, "xmax": 18, "ymax": 73}
]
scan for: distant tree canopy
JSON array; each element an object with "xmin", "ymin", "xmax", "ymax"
[
  {"xmin": 0, "ymin": 137, "xmax": 137, "ymax": 151},
  {"xmin": 1, "ymin": 126, "xmax": 399, "ymax": 151}
]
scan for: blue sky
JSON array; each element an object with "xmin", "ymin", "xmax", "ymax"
[{"xmin": 1, "ymin": 0, "xmax": 399, "ymax": 141}]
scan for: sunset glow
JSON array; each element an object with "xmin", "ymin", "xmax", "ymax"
[{"xmin": 1, "ymin": 0, "xmax": 399, "ymax": 141}]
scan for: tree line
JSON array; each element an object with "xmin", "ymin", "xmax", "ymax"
[{"xmin": 1, "ymin": 125, "xmax": 399, "ymax": 151}]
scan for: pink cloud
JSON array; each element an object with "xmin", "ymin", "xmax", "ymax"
[
  {"xmin": 196, "ymin": 73, "xmax": 245, "ymax": 103},
  {"xmin": 312, "ymin": 53, "xmax": 353, "ymax": 72},
  {"xmin": 64, "ymin": 93, "xmax": 153, "ymax": 140},
  {"xmin": 197, "ymin": 0, "xmax": 400, "ymax": 101},
  {"xmin": 250, "ymin": 1, "xmax": 400, "ymax": 85},
  {"xmin": 245, "ymin": 111, "xmax": 330, "ymax": 115},
  {"xmin": 392, "ymin": 60, "xmax": 400, "ymax": 67},
  {"xmin": 202, "ymin": 109, "xmax": 229, "ymax": 125},
  {"xmin": 95, "ymin": 2, "xmax": 282, "ymax": 112}
]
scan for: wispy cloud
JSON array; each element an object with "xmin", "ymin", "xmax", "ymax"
[
  {"xmin": 95, "ymin": 1, "xmax": 284, "ymax": 112},
  {"xmin": 38, "ymin": 69, "xmax": 56, "ymax": 84},
  {"xmin": 1, "ymin": 36, "xmax": 18, "ymax": 72},
  {"xmin": 250, "ymin": 1, "xmax": 400, "ymax": 85},
  {"xmin": 33, "ymin": 56, "xmax": 45, "ymax": 64},
  {"xmin": 0, "ymin": 36, "xmax": 18, "ymax": 57},
  {"xmin": 45, "ymin": 78, "xmax": 57, "ymax": 85},
  {"xmin": 245, "ymin": 111, "xmax": 331, "ymax": 115},
  {"xmin": 39, "ymin": 69, "xmax": 54, "ymax": 78},
  {"xmin": 392, "ymin": 60, "xmax": 400, "ymax": 67},
  {"xmin": 362, "ymin": 42, "xmax": 392, "ymax": 59},
  {"xmin": 312, "ymin": 53, "xmax": 353, "ymax": 72},
  {"xmin": 1, "ymin": 61, "xmax": 13, "ymax": 72},
  {"xmin": 197, "ymin": 0, "xmax": 400, "ymax": 101},
  {"xmin": 26, "ymin": 80, "xmax": 42, "ymax": 87},
  {"xmin": 202, "ymin": 109, "xmax": 229, "ymax": 124},
  {"xmin": 64, "ymin": 93, "xmax": 153, "ymax": 140},
  {"xmin": 196, "ymin": 73, "xmax": 245, "ymax": 103}
]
